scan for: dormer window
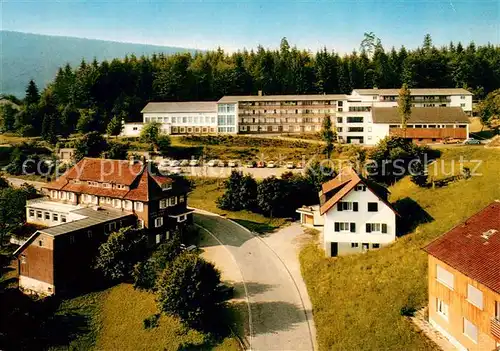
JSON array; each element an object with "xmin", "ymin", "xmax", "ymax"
[{"xmin": 116, "ymin": 184, "xmax": 126, "ymax": 190}]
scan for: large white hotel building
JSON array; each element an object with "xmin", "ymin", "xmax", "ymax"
[{"xmin": 122, "ymin": 88, "xmax": 473, "ymax": 145}]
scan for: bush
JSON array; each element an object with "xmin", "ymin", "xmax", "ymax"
[
  {"xmin": 95, "ymin": 227, "xmax": 148, "ymax": 282},
  {"xmin": 217, "ymin": 171, "xmax": 257, "ymax": 211},
  {"xmin": 156, "ymin": 254, "xmax": 223, "ymax": 332}
]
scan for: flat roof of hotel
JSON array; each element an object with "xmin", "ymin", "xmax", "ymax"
[
  {"xmin": 353, "ymin": 88, "xmax": 472, "ymax": 96},
  {"xmin": 142, "ymin": 101, "xmax": 217, "ymax": 113},
  {"xmin": 217, "ymin": 94, "xmax": 348, "ymax": 103}
]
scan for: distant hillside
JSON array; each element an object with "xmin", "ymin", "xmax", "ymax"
[{"xmin": 0, "ymin": 31, "xmax": 199, "ymax": 97}]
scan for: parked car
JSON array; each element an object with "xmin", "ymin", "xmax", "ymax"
[
  {"xmin": 180, "ymin": 159, "xmax": 190, "ymax": 166},
  {"xmin": 217, "ymin": 160, "xmax": 225, "ymax": 167},
  {"xmin": 296, "ymin": 162, "xmax": 305, "ymax": 169},
  {"xmin": 228, "ymin": 160, "xmax": 239, "ymax": 167},
  {"xmin": 169, "ymin": 166, "xmax": 182, "ymax": 175},
  {"xmin": 207, "ymin": 159, "xmax": 219, "ymax": 167},
  {"xmin": 443, "ymin": 137, "xmax": 461, "ymax": 144},
  {"xmin": 245, "ymin": 161, "xmax": 256, "ymax": 168},
  {"xmin": 189, "ymin": 159, "xmax": 199, "ymax": 166},
  {"xmin": 256, "ymin": 161, "xmax": 266, "ymax": 168},
  {"xmin": 170, "ymin": 160, "xmax": 180, "ymax": 167},
  {"xmin": 286, "ymin": 161, "xmax": 295, "ymax": 169},
  {"xmin": 463, "ymin": 138, "xmax": 481, "ymax": 145},
  {"xmin": 267, "ymin": 161, "xmax": 276, "ymax": 168},
  {"xmin": 158, "ymin": 159, "xmax": 170, "ymax": 171}
]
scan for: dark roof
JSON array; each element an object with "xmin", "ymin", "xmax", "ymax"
[
  {"xmin": 372, "ymin": 107, "xmax": 470, "ymax": 124},
  {"xmin": 319, "ymin": 167, "xmax": 397, "ymax": 216},
  {"xmin": 40, "ymin": 207, "xmax": 134, "ymax": 236},
  {"xmin": 423, "ymin": 201, "xmax": 500, "ymax": 294},
  {"xmin": 218, "ymin": 94, "xmax": 348, "ymax": 103},
  {"xmin": 141, "ymin": 101, "xmax": 217, "ymax": 113},
  {"xmin": 354, "ymin": 88, "xmax": 472, "ymax": 96}
]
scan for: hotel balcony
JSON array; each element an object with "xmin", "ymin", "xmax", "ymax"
[{"xmin": 491, "ymin": 318, "xmax": 500, "ymax": 342}]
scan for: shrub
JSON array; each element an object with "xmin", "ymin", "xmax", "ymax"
[
  {"xmin": 217, "ymin": 171, "xmax": 257, "ymax": 211},
  {"xmin": 156, "ymin": 254, "xmax": 223, "ymax": 332}
]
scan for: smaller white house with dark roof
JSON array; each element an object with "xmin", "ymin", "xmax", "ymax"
[{"xmin": 319, "ymin": 167, "xmax": 398, "ymax": 257}]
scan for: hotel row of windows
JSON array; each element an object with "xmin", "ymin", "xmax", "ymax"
[
  {"xmin": 79, "ymin": 194, "xmax": 144, "ymax": 212},
  {"xmin": 171, "ymin": 126, "xmax": 217, "ymax": 134},
  {"xmin": 241, "ymin": 108, "xmax": 339, "ymax": 115},
  {"xmin": 218, "ymin": 126, "xmax": 236, "ymax": 133},
  {"xmin": 333, "ymin": 222, "xmax": 388, "ymax": 233},
  {"xmin": 154, "ymin": 213, "xmax": 187, "ymax": 228},
  {"xmin": 68, "ymin": 181, "xmax": 127, "ymax": 190},
  {"xmin": 50, "ymin": 190, "xmax": 75, "ymax": 201},
  {"xmin": 435, "ymin": 265, "xmax": 500, "ymax": 344},
  {"xmin": 240, "ymin": 117, "xmax": 323, "ymax": 124},
  {"xmin": 29, "ymin": 209, "xmax": 67, "ymax": 223},
  {"xmin": 217, "ymin": 115, "xmax": 236, "ymax": 126},
  {"xmin": 144, "ymin": 116, "xmax": 217, "ymax": 124},
  {"xmin": 239, "ymin": 125, "xmax": 321, "ymax": 132},
  {"xmin": 159, "ymin": 196, "xmax": 185, "ymax": 209},
  {"xmin": 239, "ymin": 100, "xmax": 337, "ymax": 107}
]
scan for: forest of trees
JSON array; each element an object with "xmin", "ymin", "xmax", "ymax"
[{"xmin": 1, "ymin": 34, "xmax": 499, "ymax": 141}]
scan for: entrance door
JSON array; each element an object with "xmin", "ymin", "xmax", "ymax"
[{"xmin": 330, "ymin": 242, "xmax": 338, "ymax": 257}]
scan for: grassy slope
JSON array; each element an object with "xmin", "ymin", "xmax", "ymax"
[
  {"xmin": 52, "ymin": 284, "xmax": 240, "ymax": 351},
  {"xmin": 299, "ymin": 147, "xmax": 500, "ymax": 351},
  {"xmin": 188, "ymin": 177, "xmax": 287, "ymax": 233}
]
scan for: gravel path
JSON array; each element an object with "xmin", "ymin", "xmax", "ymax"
[{"xmin": 194, "ymin": 211, "xmax": 315, "ymax": 351}]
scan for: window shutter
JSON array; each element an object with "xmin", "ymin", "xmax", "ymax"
[
  {"xmin": 350, "ymin": 223, "xmax": 356, "ymax": 232},
  {"xmin": 366, "ymin": 223, "xmax": 371, "ymax": 233},
  {"xmin": 337, "ymin": 203, "xmax": 343, "ymax": 211},
  {"xmin": 353, "ymin": 202, "xmax": 358, "ymax": 212},
  {"xmin": 382, "ymin": 224, "xmax": 387, "ymax": 233},
  {"xmin": 334, "ymin": 222, "xmax": 340, "ymax": 232}
]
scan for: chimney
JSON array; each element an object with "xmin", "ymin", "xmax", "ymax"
[{"xmin": 258, "ymin": 90, "xmax": 263, "ymax": 97}]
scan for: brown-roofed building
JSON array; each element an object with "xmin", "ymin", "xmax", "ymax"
[
  {"xmin": 370, "ymin": 107, "xmax": 470, "ymax": 144},
  {"xmin": 15, "ymin": 158, "xmax": 193, "ymax": 295},
  {"xmin": 316, "ymin": 167, "xmax": 398, "ymax": 257},
  {"xmin": 423, "ymin": 201, "xmax": 500, "ymax": 351}
]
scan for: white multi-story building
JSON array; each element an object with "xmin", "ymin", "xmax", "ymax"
[
  {"xmin": 319, "ymin": 167, "xmax": 398, "ymax": 257},
  {"xmin": 121, "ymin": 88, "xmax": 473, "ymax": 143}
]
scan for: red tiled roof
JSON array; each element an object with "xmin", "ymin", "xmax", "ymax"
[
  {"xmin": 42, "ymin": 158, "xmax": 174, "ymax": 202},
  {"xmin": 319, "ymin": 167, "xmax": 397, "ymax": 216},
  {"xmin": 424, "ymin": 201, "xmax": 500, "ymax": 294}
]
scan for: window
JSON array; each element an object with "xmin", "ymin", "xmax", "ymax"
[
  {"xmin": 337, "ymin": 108, "xmax": 343, "ymax": 112},
  {"xmin": 124, "ymin": 200, "xmax": 133, "ymax": 210},
  {"xmin": 355, "ymin": 185, "xmax": 366, "ymax": 191},
  {"xmin": 348, "ymin": 127, "xmax": 364, "ymax": 132},
  {"xmin": 37, "ymin": 211, "xmax": 42, "ymax": 219},
  {"xmin": 368, "ymin": 202, "xmax": 378, "ymax": 212},
  {"xmin": 87, "ymin": 230, "xmax": 92, "ymax": 238},
  {"xmin": 113, "ymin": 199, "xmax": 121, "ymax": 208},
  {"xmin": 134, "ymin": 202, "xmax": 143, "ymax": 212},
  {"xmin": 137, "ymin": 219, "xmax": 144, "ymax": 229},
  {"xmin": 337, "ymin": 127, "xmax": 343, "ymax": 132},
  {"xmin": 159, "ymin": 199, "xmax": 167, "ymax": 209},
  {"xmin": 161, "ymin": 183, "xmax": 172, "ymax": 191},
  {"xmin": 52, "ymin": 213, "xmax": 58, "ymax": 221},
  {"xmin": 156, "ymin": 233, "xmax": 162, "ymax": 244},
  {"xmin": 467, "ymin": 284, "xmax": 483, "ymax": 309},
  {"xmin": 61, "ymin": 215, "xmax": 67, "ymax": 223},
  {"xmin": 44, "ymin": 212, "xmax": 50, "ymax": 220},
  {"xmin": 169, "ymin": 197, "xmax": 178, "ymax": 206},
  {"xmin": 155, "ymin": 217, "xmax": 163, "ymax": 228},
  {"xmin": 337, "ymin": 117, "xmax": 343, "ymax": 124},
  {"xmin": 337, "ymin": 101, "xmax": 343, "ymax": 107},
  {"xmin": 29, "ymin": 209, "xmax": 35, "ymax": 217},
  {"xmin": 69, "ymin": 235, "xmax": 75, "ymax": 244},
  {"xmin": 436, "ymin": 265, "xmax": 454, "ymax": 290},
  {"xmin": 366, "ymin": 223, "xmax": 381, "ymax": 232},
  {"xmin": 362, "ymin": 243, "xmax": 369, "ymax": 251},
  {"xmin": 437, "ymin": 299, "xmax": 449, "ymax": 321},
  {"xmin": 460, "ymin": 95, "xmax": 465, "ymax": 99},
  {"xmin": 372, "ymin": 243, "xmax": 380, "ymax": 248},
  {"xmin": 460, "ymin": 103, "xmax": 465, "ymax": 107},
  {"xmin": 178, "ymin": 214, "xmax": 187, "ymax": 222},
  {"xmin": 334, "ymin": 222, "xmax": 350, "ymax": 232},
  {"xmin": 351, "ymin": 243, "xmax": 359, "ymax": 248},
  {"xmin": 337, "ymin": 201, "xmax": 358, "ymax": 212},
  {"xmin": 495, "ymin": 301, "xmax": 500, "ymax": 320},
  {"xmin": 39, "ymin": 240, "xmax": 43, "ymax": 247},
  {"xmin": 463, "ymin": 318, "xmax": 478, "ymax": 343},
  {"xmin": 347, "ymin": 116, "xmax": 364, "ymax": 123},
  {"xmin": 106, "ymin": 222, "xmax": 116, "ymax": 233},
  {"xmin": 179, "ymin": 196, "xmax": 185, "ymax": 203}
]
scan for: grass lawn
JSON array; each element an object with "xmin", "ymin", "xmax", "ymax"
[
  {"xmin": 299, "ymin": 147, "xmax": 500, "ymax": 350},
  {"xmin": 50, "ymin": 283, "xmax": 240, "ymax": 351},
  {"xmin": 189, "ymin": 177, "xmax": 288, "ymax": 233}
]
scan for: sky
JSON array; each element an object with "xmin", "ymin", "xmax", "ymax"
[{"xmin": 1, "ymin": 0, "xmax": 499, "ymax": 52}]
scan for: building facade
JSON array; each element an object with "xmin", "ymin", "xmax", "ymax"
[
  {"xmin": 424, "ymin": 201, "xmax": 500, "ymax": 351},
  {"xmin": 319, "ymin": 167, "xmax": 398, "ymax": 257},
  {"xmin": 121, "ymin": 88, "xmax": 473, "ymax": 144},
  {"xmin": 15, "ymin": 158, "xmax": 193, "ymax": 295}
]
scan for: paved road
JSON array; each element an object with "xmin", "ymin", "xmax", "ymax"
[
  {"xmin": 7, "ymin": 177, "xmax": 46, "ymax": 190},
  {"xmin": 194, "ymin": 211, "xmax": 315, "ymax": 351}
]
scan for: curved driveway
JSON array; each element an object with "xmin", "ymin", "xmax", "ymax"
[{"xmin": 194, "ymin": 212, "xmax": 315, "ymax": 351}]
